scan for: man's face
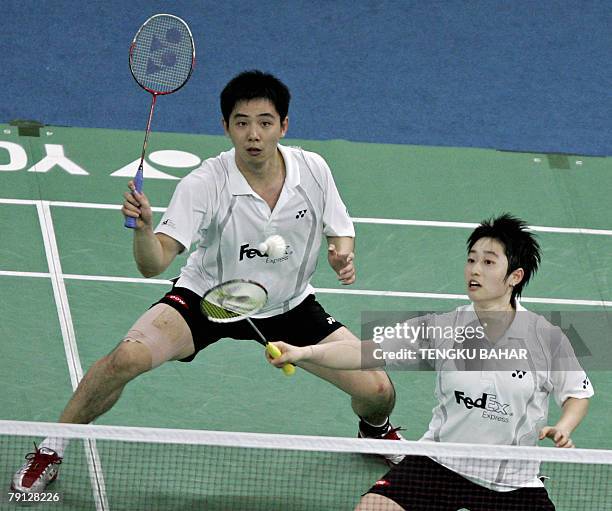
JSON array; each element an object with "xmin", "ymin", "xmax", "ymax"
[
  {"xmin": 223, "ymin": 98, "xmax": 288, "ymax": 170},
  {"xmin": 464, "ymin": 237, "xmax": 522, "ymax": 308}
]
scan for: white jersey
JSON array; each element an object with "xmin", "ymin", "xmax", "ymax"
[
  {"xmin": 154, "ymin": 144, "xmax": 354, "ymax": 317},
  {"xmin": 381, "ymin": 303, "xmax": 593, "ymax": 491}
]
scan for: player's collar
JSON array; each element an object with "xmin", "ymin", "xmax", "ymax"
[
  {"xmin": 506, "ymin": 301, "xmax": 529, "ymax": 340},
  {"xmin": 464, "ymin": 302, "xmax": 529, "ymax": 340},
  {"xmin": 227, "ymin": 155, "xmax": 254, "ymax": 195},
  {"xmin": 227, "ymin": 145, "xmax": 299, "ymax": 195},
  {"xmin": 277, "ymin": 144, "xmax": 300, "ymax": 188}
]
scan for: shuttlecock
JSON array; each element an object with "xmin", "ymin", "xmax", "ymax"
[{"xmin": 258, "ymin": 235, "xmax": 286, "ymax": 258}]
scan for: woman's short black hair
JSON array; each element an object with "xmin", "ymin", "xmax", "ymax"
[{"xmin": 467, "ymin": 213, "xmax": 541, "ymax": 306}]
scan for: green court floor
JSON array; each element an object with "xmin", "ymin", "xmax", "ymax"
[{"xmin": 1, "ymin": 125, "xmax": 611, "ymax": 509}]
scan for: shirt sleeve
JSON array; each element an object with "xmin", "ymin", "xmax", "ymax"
[
  {"xmin": 154, "ymin": 171, "xmax": 212, "ymax": 251},
  {"xmin": 544, "ymin": 322, "xmax": 594, "ymax": 407},
  {"xmin": 378, "ymin": 313, "xmax": 436, "ymax": 369},
  {"xmin": 313, "ymin": 154, "xmax": 355, "ymax": 237}
]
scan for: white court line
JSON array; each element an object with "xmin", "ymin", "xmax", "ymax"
[
  {"xmin": 2, "ymin": 198, "xmax": 611, "ymax": 236},
  {"xmin": 64, "ymin": 273, "xmax": 171, "ymax": 285},
  {"xmin": 1, "ymin": 270, "xmax": 610, "ymax": 307},
  {"xmin": 47, "ymin": 200, "xmax": 166, "ymax": 213},
  {"xmin": 0, "ymin": 198, "xmax": 37, "ymax": 206},
  {"xmin": 0, "ymin": 270, "xmax": 50, "ymax": 279},
  {"xmin": 351, "ymin": 217, "xmax": 612, "ymax": 236},
  {"xmin": 315, "ymin": 287, "xmax": 612, "ymax": 308},
  {"xmin": 35, "ymin": 202, "xmax": 109, "ymax": 511}
]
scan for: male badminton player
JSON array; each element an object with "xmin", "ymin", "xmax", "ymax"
[
  {"xmin": 12, "ymin": 70, "xmax": 403, "ymax": 494},
  {"xmin": 268, "ymin": 214, "xmax": 593, "ymax": 511}
]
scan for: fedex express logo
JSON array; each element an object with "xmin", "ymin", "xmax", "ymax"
[
  {"xmin": 454, "ymin": 391, "xmax": 512, "ymax": 422},
  {"xmin": 239, "ymin": 243, "xmax": 293, "ymax": 264}
]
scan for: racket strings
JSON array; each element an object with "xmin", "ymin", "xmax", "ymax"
[
  {"xmin": 201, "ymin": 300, "xmax": 241, "ymax": 321},
  {"xmin": 201, "ymin": 281, "xmax": 268, "ymax": 323},
  {"xmin": 131, "ymin": 15, "xmax": 193, "ymax": 93}
]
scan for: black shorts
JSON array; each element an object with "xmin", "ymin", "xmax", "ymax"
[
  {"xmin": 366, "ymin": 455, "xmax": 556, "ymax": 511},
  {"xmin": 155, "ymin": 285, "xmax": 344, "ymax": 362}
]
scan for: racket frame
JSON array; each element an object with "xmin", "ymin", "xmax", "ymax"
[
  {"xmin": 128, "ymin": 13, "xmax": 196, "ymax": 97},
  {"xmin": 201, "ymin": 279, "xmax": 268, "ymax": 323}
]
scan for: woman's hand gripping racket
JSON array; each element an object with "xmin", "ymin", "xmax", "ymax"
[
  {"xmin": 124, "ymin": 14, "xmax": 195, "ymax": 228},
  {"xmin": 200, "ymin": 280, "xmax": 296, "ymax": 376}
]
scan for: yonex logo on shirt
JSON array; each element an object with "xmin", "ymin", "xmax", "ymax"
[{"xmin": 295, "ymin": 209, "xmax": 307, "ymax": 219}]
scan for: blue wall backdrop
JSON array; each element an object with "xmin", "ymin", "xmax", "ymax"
[{"xmin": 3, "ymin": 0, "xmax": 611, "ymax": 155}]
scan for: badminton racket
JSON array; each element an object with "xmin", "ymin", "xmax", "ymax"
[
  {"xmin": 200, "ymin": 279, "xmax": 296, "ymax": 376},
  {"xmin": 124, "ymin": 13, "xmax": 195, "ymax": 228}
]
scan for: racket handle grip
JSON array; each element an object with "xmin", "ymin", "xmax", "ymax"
[
  {"xmin": 124, "ymin": 169, "xmax": 144, "ymax": 229},
  {"xmin": 281, "ymin": 362, "xmax": 296, "ymax": 376},
  {"xmin": 266, "ymin": 343, "xmax": 296, "ymax": 376}
]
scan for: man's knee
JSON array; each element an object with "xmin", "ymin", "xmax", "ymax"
[
  {"xmin": 379, "ymin": 374, "xmax": 396, "ymax": 407},
  {"xmin": 360, "ymin": 371, "xmax": 395, "ymax": 406},
  {"xmin": 103, "ymin": 340, "xmax": 152, "ymax": 381}
]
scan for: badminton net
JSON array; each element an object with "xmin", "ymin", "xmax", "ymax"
[{"xmin": 1, "ymin": 420, "xmax": 611, "ymax": 510}]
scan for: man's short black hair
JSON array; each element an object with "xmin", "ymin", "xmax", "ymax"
[
  {"xmin": 467, "ymin": 213, "xmax": 541, "ymax": 306},
  {"xmin": 220, "ymin": 70, "xmax": 291, "ymax": 124}
]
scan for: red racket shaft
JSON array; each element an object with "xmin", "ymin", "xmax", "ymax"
[{"xmin": 125, "ymin": 93, "xmax": 158, "ymax": 229}]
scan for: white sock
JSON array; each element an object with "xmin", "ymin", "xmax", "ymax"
[
  {"xmin": 39, "ymin": 437, "xmax": 69, "ymax": 458},
  {"xmin": 362, "ymin": 417, "xmax": 389, "ymax": 428}
]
